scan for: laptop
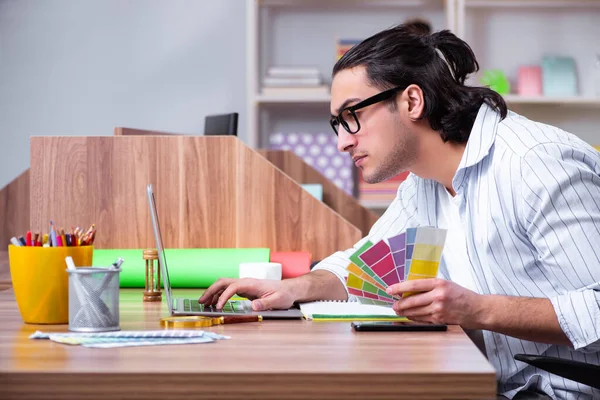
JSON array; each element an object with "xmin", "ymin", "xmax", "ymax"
[{"xmin": 147, "ymin": 184, "xmax": 304, "ymax": 319}]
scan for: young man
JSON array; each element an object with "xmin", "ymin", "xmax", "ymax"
[{"xmin": 200, "ymin": 25, "xmax": 600, "ymax": 399}]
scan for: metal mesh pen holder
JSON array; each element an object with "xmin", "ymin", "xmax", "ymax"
[{"xmin": 67, "ymin": 267, "xmax": 121, "ymax": 332}]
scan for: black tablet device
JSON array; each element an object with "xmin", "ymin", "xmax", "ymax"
[{"xmin": 351, "ymin": 321, "xmax": 448, "ymax": 332}]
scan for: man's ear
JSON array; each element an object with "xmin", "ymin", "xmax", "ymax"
[{"xmin": 403, "ymin": 84, "xmax": 425, "ymax": 121}]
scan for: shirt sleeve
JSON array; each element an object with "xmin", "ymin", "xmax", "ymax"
[
  {"xmin": 312, "ymin": 173, "xmax": 421, "ymax": 298},
  {"xmin": 520, "ymin": 143, "xmax": 600, "ymax": 352}
]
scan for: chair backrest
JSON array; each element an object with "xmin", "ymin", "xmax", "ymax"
[{"xmin": 204, "ymin": 112, "xmax": 238, "ymax": 136}]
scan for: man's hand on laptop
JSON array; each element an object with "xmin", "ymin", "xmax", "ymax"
[{"xmin": 198, "ymin": 278, "xmax": 295, "ymax": 311}]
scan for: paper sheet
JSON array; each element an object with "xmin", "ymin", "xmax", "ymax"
[{"xmin": 29, "ymin": 330, "xmax": 229, "ymax": 348}]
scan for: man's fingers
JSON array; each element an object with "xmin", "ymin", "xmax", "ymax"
[
  {"xmin": 252, "ymin": 292, "xmax": 280, "ymax": 311},
  {"xmin": 393, "ymin": 291, "xmax": 435, "ymax": 312},
  {"xmin": 395, "ymin": 304, "xmax": 432, "ymax": 318},
  {"xmin": 386, "ymin": 278, "xmax": 438, "ymax": 296},
  {"xmin": 405, "ymin": 314, "xmax": 434, "ymax": 324},
  {"xmin": 210, "ymin": 293, "xmax": 222, "ymax": 306},
  {"xmin": 216, "ymin": 282, "xmax": 246, "ymax": 309},
  {"xmin": 199, "ymin": 278, "xmax": 235, "ymax": 303}
]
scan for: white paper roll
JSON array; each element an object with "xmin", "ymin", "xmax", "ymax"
[{"xmin": 238, "ymin": 262, "xmax": 282, "ymax": 280}]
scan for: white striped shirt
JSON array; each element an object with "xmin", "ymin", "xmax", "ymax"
[{"xmin": 314, "ymin": 103, "xmax": 600, "ymax": 399}]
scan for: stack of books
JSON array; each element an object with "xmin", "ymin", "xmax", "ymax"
[
  {"xmin": 336, "ymin": 38, "xmax": 362, "ymax": 60},
  {"xmin": 261, "ymin": 66, "xmax": 329, "ymax": 96},
  {"xmin": 358, "ymin": 170, "xmax": 409, "ymax": 206}
]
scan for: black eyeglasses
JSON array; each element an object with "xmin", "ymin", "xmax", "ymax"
[{"xmin": 330, "ymin": 86, "xmax": 405, "ymax": 136}]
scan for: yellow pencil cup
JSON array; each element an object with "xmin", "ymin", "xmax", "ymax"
[{"xmin": 8, "ymin": 245, "xmax": 93, "ymax": 324}]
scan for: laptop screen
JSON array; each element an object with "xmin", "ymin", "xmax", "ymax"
[{"xmin": 147, "ymin": 184, "xmax": 173, "ymax": 311}]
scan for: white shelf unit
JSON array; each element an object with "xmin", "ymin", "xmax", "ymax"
[
  {"xmin": 255, "ymin": 90, "xmax": 600, "ymax": 106},
  {"xmin": 246, "ymin": 0, "xmax": 457, "ymax": 148},
  {"xmin": 457, "ymin": 0, "xmax": 600, "ymax": 146},
  {"xmin": 247, "ymin": 0, "xmax": 600, "ymax": 210},
  {"xmin": 503, "ymin": 95, "xmax": 600, "ymax": 107}
]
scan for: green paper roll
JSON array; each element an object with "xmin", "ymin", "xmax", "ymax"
[{"xmin": 92, "ymin": 248, "xmax": 270, "ymax": 288}]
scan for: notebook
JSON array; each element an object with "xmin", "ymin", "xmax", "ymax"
[{"xmin": 299, "ymin": 301, "xmax": 408, "ymax": 321}]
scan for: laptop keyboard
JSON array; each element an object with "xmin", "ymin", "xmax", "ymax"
[{"xmin": 183, "ymin": 298, "xmax": 248, "ymax": 313}]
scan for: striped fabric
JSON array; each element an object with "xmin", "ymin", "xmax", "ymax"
[{"xmin": 313, "ymin": 103, "xmax": 600, "ymax": 399}]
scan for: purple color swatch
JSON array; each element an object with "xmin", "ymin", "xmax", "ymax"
[
  {"xmin": 388, "ymin": 232, "xmax": 406, "ymax": 253},
  {"xmin": 392, "ymin": 250, "xmax": 405, "ymax": 266}
]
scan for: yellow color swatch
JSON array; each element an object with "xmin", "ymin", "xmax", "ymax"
[
  {"xmin": 411, "ymin": 244, "xmax": 444, "ymax": 262},
  {"xmin": 346, "ymin": 263, "xmax": 387, "ymax": 292},
  {"xmin": 402, "ymin": 264, "xmax": 439, "ymax": 298},
  {"xmin": 407, "ymin": 259, "xmax": 439, "ymax": 277},
  {"xmin": 346, "ymin": 272, "xmax": 365, "ymax": 290}
]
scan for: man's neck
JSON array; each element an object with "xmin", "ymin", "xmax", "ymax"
[{"xmin": 410, "ymin": 130, "xmax": 466, "ymax": 195}]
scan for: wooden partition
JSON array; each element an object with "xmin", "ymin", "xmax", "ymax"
[
  {"xmin": 0, "ymin": 170, "xmax": 30, "ymax": 248},
  {"xmin": 115, "ymin": 127, "xmax": 377, "ymax": 237},
  {"xmin": 258, "ymin": 150, "xmax": 378, "ymax": 237},
  {"xmin": 29, "ymin": 136, "xmax": 361, "ymax": 260},
  {"xmin": 114, "ymin": 127, "xmax": 182, "ymax": 136}
]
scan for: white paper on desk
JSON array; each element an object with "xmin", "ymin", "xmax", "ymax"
[
  {"xmin": 29, "ymin": 330, "xmax": 230, "ymax": 348},
  {"xmin": 299, "ymin": 300, "xmax": 396, "ymax": 320}
]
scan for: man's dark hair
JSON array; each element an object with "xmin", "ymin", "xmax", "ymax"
[
  {"xmin": 403, "ymin": 18, "xmax": 432, "ymax": 36},
  {"xmin": 332, "ymin": 24, "xmax": 507, "ymax": 143}
]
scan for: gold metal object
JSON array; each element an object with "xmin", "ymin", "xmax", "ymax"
[
  {"xmin": 160, "ymin": 315, "xmax": 263, "ymax": 329},
  {"xmin": 143, "ymin": 249, "xmax": 162, "ymax": 302}
]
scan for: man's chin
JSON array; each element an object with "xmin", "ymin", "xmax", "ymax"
[
  {"xmin": 362, "ymin": 168, "xmax": 403, "ymax": 184},
  {"xmin": 362, "ymin": 172, "xmax": 385, "ymax": 184}
]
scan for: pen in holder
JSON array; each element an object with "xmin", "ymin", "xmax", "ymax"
[
  {"xmin": 8, "ymin": 245, "xmax": 93, "ymax": 324},
  {"xmin": 66, "ymin": 257, "xmax": 122, "ymax": 332}
]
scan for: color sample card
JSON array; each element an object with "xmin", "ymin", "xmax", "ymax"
[
  {"xmin": 388, "ymin": 232, "xmax": 407, "ymax": 281},
  {"xmin": 371, "ymin": 253, "xmax": 401, "ymax": 287},
  {"xmin": 403, "ymin": 227, "xmax": 447, "ymax": 297},
  {"xmin": 349, "ymin": 241, "xmax": 373, "ymax": 268},
  {"xmin": 345, "ymin": 227, "xmax": 447, "ymax": 304},
  {"xmin": 358, "ymin": 240, "xmax": 390, "ymax": 266},
  {"xmin": 349, "ymin": 241, "xmax": 388, "ymax": 288},
  {"xmin": 346, "ymin": 263, "xmax": 388, "ymax": 292},
  {"xmin": 346, "ymin": 273, "xmax": 395, "ymax": 303},
  {"xmin": 405, "ymin": 227, "xmax": 446, "ymax": 281}
]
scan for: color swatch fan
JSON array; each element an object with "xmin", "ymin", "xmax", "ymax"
[{"xmin": 345, "ymin": 227, "xmax": 447, "ymax": 305}]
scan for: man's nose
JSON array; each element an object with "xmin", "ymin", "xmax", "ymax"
[{"xmin": 337, "ymin": 129, "xmax": 357, "ymax": 153}]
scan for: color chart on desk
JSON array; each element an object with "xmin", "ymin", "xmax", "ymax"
[{"xmin": 345, "ymin": 227, "xmax": 447, "ymax": 305}]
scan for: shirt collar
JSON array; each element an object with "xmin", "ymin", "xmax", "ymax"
[{"xmin": 452, "ymin": 102, "xmax": 501, "ymax": 191}]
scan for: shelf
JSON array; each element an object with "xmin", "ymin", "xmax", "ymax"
[
  {"xmin": 259, "ymin": 0, "xmax": 444, "ymax": 8},
  {"xmin": 255, "ymin": 92, "xmax": 600, "ymax": 107},
  {"xmin": 360, "ymin": 200, "xmax": 393, "ymax": 209},
  {"xmin": 255, "ymin": 93, "xmax": 331, "ymax": 104},
  {"xmin": 503, "ymin": 95, "xmax": 600, "ymax": 107},
  {"xmin": 464, "ymin": 0, "xmax": 600, "ymax": 8}
]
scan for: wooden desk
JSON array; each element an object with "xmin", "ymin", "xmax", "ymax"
[{"xmin": 0, "ymin": 258, "xmax": 496, "ymax": 399}]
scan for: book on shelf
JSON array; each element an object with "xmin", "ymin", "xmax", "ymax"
[
  {"xmin": 263, "ymin": 76, "xmax": 323, "ymax": 87},
  {"xmin": 336, "ymin": 38, "xmax": 362, "ymax": 60},
  {"xmin": 267, "ymin": 66, "xmax": 321, "ymax": 78},
  {"xmin": 358, "ymin": 171, "xmax": 409, "ymax": 204},
  {"xmin": 261, "ymin": 85, "xmax": 330, "ymax": 96}
]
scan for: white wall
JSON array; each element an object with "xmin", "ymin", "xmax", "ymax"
[{"xmin": 0, "ymin": 0, "xmax": 246, "ymax": 188}]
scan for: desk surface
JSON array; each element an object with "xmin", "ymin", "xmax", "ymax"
[{"xmin": 0, "ymin": 255, "xmax": 496, "ymax": 400}]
